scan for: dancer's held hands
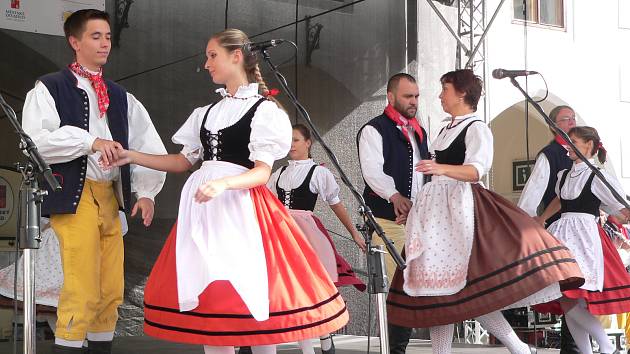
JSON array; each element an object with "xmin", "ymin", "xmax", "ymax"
[
  {"xmin": 98, "ymin": 147, "xmax": 133, "ymax": 170},
  {"xmin": 92, "ymin": 138, "xmax": 122, "ymax": 166},
  {"xmin": 195, "ymin": 179, "xmax": 228, "ymax": 203}
]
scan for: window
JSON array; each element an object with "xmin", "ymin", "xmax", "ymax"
[{"xmin": 513, "ymin": 0, "xmax": 564, "ymax": 28}]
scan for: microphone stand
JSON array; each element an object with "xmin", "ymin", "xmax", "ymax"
[
  {"xmin": 506, "ymin": 76, "xmax": 630, "ymax": 209},
  {"xmin": 0, "ymin": 93, "xmax": 61, "ymax": 354},
  {"xmin": 259, "ymin": 47, "xmax": 405, "ymax": 354}
]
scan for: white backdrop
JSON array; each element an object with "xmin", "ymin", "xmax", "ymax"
[{"xmin": 0, "ymin": 0, "xmax": 104, "ymax": 36}]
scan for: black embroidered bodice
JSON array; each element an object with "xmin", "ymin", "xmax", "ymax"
[
  {"xmin": 200, "ymin": 98, "xmax": 266, "ymax": 169},
  {"xmin": 558, "ymin": 169, "xmax": 600, "ymax": 217},
  {"xmin": 275, "ymin": 164, "xmax": 319, "ymax": 211}
]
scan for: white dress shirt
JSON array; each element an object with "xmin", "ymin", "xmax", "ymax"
[
  {"xmin": 517, "ymin": 153, "xmax": 551, "ymax": 216},
  {"xmin": 22, "ymin": 72, "xmax": 167, "ymax": 201},
  {"xmin": 267, "ymin": 159, "xmax": 341, "ymax": 206},
  {"xmin": 358, "ymin": 119, "xmax": 426, "ymax": 202}
]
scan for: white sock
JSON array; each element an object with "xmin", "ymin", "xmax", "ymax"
[
  {"xmin": 563, "ymin": 314, "xmax": 594, "ymax": 354},
  {"xmin": 55, "ymin": 338, "xmax": 85, "ymax": 348},
  {"xmin": 320, "ymin": 335, "xmax": 333, "ymax": 351},
  {"xmin": 298, "ymin": 339, "xmax": 316, "ymax": 354},
  {"xmin": 429, "ymin": 324, "xmax": 454, "ymax": 354},
  {"xmin": 476, "ymin": 311, "xmax": 530, "ymax": 354},
  {"xmin": 86, "ymin": 331, "xmax": 114, "ymax": 342},
  {"xmin": 251, "ymin": 345, "xmax": 276, "ymax": 354},
  {"xmin": 565, "ymin": 304, "xmax": 614, "ymax": 353},
  {"xmin": 203, "ymin": 345, "xmax": 235, "ymax": 354}
]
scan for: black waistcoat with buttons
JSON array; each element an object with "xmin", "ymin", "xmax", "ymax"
[
  {"xmin": 38, "ymin": 67, "xmax": 130, "ymax": 216},
  {"xmin": 433, "ymin": 119, "xmax": 481, "ymax": 166},
  {"xmin": 557, "ymin": 169, "xmax": 601, "ymax": 217},
  {"xmin": 539, "ymin": 140, "xmax": 573, "ymax": 224},
  {"xmin": 200, "ymin": 97, "xmax": 266, "ymax": 169},
  {"xmin": 275, "ymin": 164, "xmax": 319, "ymax": 211},
  {"xmin": 357, "ymin": 114, "xmax": 430, "ymax": 221}
]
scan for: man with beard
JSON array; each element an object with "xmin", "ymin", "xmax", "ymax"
[{"xmin": 357, "ymin": 73, "xmax": 430, "ymax": 354}]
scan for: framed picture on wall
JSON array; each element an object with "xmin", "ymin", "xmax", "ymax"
[{"xmin": 513, "ymin": 160, "xmax": 535, "ymax": 191}]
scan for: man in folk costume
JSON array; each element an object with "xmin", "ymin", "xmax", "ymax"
[
  {"xmin": 357, "ymin": 73, "xmax": 430, "ymax": 354},
  {"xmin": 517, "ymin": 105, "xmax": 579, "ymax": 354},
  {"xmin": 21, "ymin": 9, "xmax": 166, "ymax": 354}
]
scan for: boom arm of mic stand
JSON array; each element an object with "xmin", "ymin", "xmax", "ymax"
[
  {"xmin": 259, "ymin": 49, "xmax": 406, "ymax": 270},
  {"xmin": 507, "ymin": 77, "xmax": 629, "ymax": 210},
  {"xmin": 0, "ymin": 95, "xmax": 61, "ymax": 192}
]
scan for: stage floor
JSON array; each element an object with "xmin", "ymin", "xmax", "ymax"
[{"xmin": 0, "ymin": 335, "xmax": 562, "ymax": 353}]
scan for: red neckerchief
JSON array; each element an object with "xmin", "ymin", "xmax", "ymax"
[
  {"xmin": 383, "ymin": 104, "xmax": 424, "ymax": 143},
  {"xmin": 69, "ymin": 62, "xmax": 109, "ymax": 118},
  {"xmin": 555, "ymin": 134, "xmax": 568, "ymax": 146}
]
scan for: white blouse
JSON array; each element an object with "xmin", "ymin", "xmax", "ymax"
[
  {"xmin": 555, "ymin": 161, "xmax": 628, "ymax": 214},
  {"xmin": 172, "ymin": 83, "xmax": 291, "ymax": 168},
  {"xmin": 267, "ymin": 159, "xmax": 341, "ymax": 206},
  {"xmin": 430, "ymin": 114, "xmax": 493, "ymax": 181},
  {"xmin": 21, "ymin": 73, "xmax": 167, "ymax": 200}
]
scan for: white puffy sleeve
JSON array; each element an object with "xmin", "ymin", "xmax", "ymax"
[
  {"xmin": 463, "ymin": 121, "xmax": 494, "ymax": 181},
  {"xmin": 311, "ymin": 166, "xmax": 341, "ymax": 205},
  {"xmin": 248, "ymin": 100, "xmax": 291, "ymax": 168},
  {"xmin": 127, "ymin": 93, "xmax": 168, "ymax": 200},
  {"xmin": 517, "ymin": 153, "xmax": 551, "ymax": 216},
  {"xmin": 22, "ymin": 81, "xmax": 96, "ymax": 164},
  {"xmin": 593, "ymin": 170, "xmax": 628, "ymax": 214},
  {"xmin": 172, "ymin": 105, "xmax": 208, "ymax": 165}
]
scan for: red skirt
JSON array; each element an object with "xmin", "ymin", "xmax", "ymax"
[
  {"xmin": 143, "ymin": 186, "xmax": 349, "ymax": 346},
  {"xmin": 310, "ymin": 214, "xmax": 366, "ymax": 291},
  {"xmin": 387, "ymin": 184, "xmax": 584, "ymax": 328},
  {"xmin": 534, "ymin": 225, "xmax": 630, "ymax": 315}
]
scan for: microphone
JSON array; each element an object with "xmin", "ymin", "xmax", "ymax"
[
  {"xmin": 242, "ymin": 39, "xmax": 285, "ymax": 56},
  {"xmin": 492, "ymin": 68, "xmax": 539, "ymax": 79}
]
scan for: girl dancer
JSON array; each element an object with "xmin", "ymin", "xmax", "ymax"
[
  {"xmin": 267, "ymin": 123, "xmax": 366, "ymax": 354},
  {"xmin": 107, "ymin": 29, "xmax": 348, "ymax": 354},
  {"xmin": 537, "ymin": 126, "xmax": 630, "ymax": 354}
]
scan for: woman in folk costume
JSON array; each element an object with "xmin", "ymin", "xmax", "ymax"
[
  {"xmin": 535, "ymin": 126, "xmax": 630, "ymax": 354},
  {"xmin": 105, "ymin": 29, "xmax": 348, "ymax": 354},
  {"xmin": 266, "ymin": 123, "xmax": 366, "ymax": 354},
  {"xmin": 386, "ymin": 69, "xmax": 584, "ymax": 354}
]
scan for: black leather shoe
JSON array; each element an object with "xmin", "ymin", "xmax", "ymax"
[
  {"xmin": 321, "ymin": 335, "xmax": 335, "ymax": 354},
  {"xmin": 87, "ymin": 340, "xmax": 112, "ymax": 354},
  {"xmin": 51, "ymin": 344, "xmax": 86, "ymax": 354}
]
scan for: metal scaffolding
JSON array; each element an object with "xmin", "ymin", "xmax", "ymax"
[{"xmin": 424, "ymin": 0, "xmax": 507, "ymax": 124}]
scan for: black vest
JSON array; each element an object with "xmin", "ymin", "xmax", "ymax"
[
  {"xmin": 200, "ymin": 98, "xmax": 266, "ymax": 169},
  {"xmin": 434, "ymin": 119, "xmax": 481, "ymax": 165},
  {"xmin": 540, "ymin": 140, "xmax": 573, "ymax": 223},
  {"xmin": 275, "ymin": 164, "xmax": 319, "ymax": 211},
  {"xmin": 357, "ymin": 114, "xmax": 430, "ymax": 221},
  {"xmin": 558, "ymin": 170, "xmax": 600, "ymax": 217},
  {"xmin": 38, "ymin": 67, "xmax": 130, "ymax": 215}
]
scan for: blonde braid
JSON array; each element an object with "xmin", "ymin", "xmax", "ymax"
[{"xmin": 253, "ymin": 64, "xmax": 270, "ymax": 97}]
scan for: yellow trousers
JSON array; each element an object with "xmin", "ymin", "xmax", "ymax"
[
  {"xmin": 616, "ymin": 313, "xmax": 630, "ymax": 340},
  {"xmin": 373, "ymin": 217, "xmax": 406, "ymax": 282},
  {"xmin": 50, "ymin": 179, "xmax": 123, "ymax": 341}
]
